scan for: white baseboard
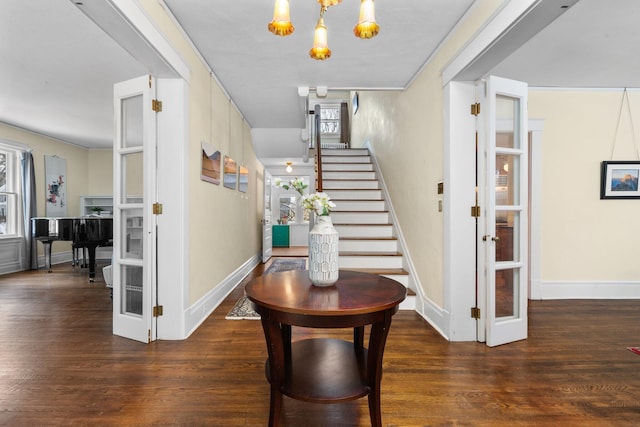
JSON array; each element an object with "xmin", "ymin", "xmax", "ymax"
[
  {"xmin": 533, "ymin": 280, "xmax": 640, "ymax": 300},
  {"xmin": 37, "ymin": 251, "xmax": 73, "ymax": 269},
  {"xmin": 184, "ymin": 254, "xmax": 261, "ymax": 338},
  {"xmin": 414, "ymin": 294, "xmax": 449, "ymax": 340}
]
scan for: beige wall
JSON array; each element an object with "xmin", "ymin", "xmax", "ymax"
[
  {"xmin": 138, "ymin": 1, "xmax": 263, "ymax": 305},
  {"xmin": 0, "ymin": 123, "xmax": 91, "ymax": 254},
  {"xmin": 351, "ymin": 0, "xmax": 504, "ymax": 306},
  {"xmin": 88, "ymin": 149, "xmax": 113, "ymax": 195},
  {"xmin": 529, "ymin": 90, "xmax": 640, "ymax": 281}
]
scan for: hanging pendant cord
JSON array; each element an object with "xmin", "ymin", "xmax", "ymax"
[{"xmin": 610, "ymin": 88, "xmax": 640, "ymax": 161}]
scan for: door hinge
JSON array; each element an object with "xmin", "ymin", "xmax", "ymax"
[
  {"xmin": 471, "ymin": 205, "xmax": 481, "ymax": 217},
  {"xmin": 152, "ymin": 99, "xmax": 163, "ymax": 112},
  {"xmin": 470, "ymin": 103, "xmax": 481, "ymax": 116},
  {"xmin": 153, "ymin": 305, "xmax": 163, "ymax": 317},
  {"xmin": 471, "ymin": 307, "xmax": 481, "ymax": 319},
  {"xmin": 153, "ymin": 203, "xmax": 163, "ymax": 215}
]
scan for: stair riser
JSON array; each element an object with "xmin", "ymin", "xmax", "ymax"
[
  {"xmin": 324, "ymin": 189, "xmax": 382, "ymax": 200},
  {"xmin": 334, "ymin": 225, "xmax": 394, "ymax": 238},
  {"xmin": 333, "ymin": 200, "xmax": 386, "ymax": 211},
  {"xmin": 321, "ymin": 156, "xmax": 370, "ymax": 164},
  {"xmin": 339, "ymin": 240, "xmax": 399, "ymax": 252},
  {"xmin": 339, "ymin": 256, "xmax": 403, "ymax": 269},
  {"xmin": 383, "ymin": 274, "xmax": 409, "ymax": 287},
  {"xmin": 323, "ymin": 171, "xmax": 376, "ymax": 180},
  {"xmin": 323, "ymin": 180, "xmax": 379, "ymax": 189},
  {"xmin": 331, "ymin": 212, "xmax": 389, "ymax": 224},
  {"xmin": 399, "ymin": 295, "xmax": 415, "ymax": 310},
  {"xmin": 322, "ymin": 163, "xmax": 373, "ymax": 172}
]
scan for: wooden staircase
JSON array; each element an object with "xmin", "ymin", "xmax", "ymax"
[{"xmin": 320, "ymin": 148, "xmax": 414, "ymax": 304}]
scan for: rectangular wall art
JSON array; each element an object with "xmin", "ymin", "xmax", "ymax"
[
  {"xmin": 223, "ymin": 155, "xmax": 237, "ymax": 190},
  {"xmin": 238, "ymin": 166, "xmax": 249, "ymax": 193},
  {"xmin": 44, "ymin": 155, "xmax": 67, "ymax": 216},
  {"xmin": 600, "ymin": 161, "xmax": 640, "ymax": 199},
  {"xmin": 201, "ymin": 142, "xmax": 221, "ymax": 185}
]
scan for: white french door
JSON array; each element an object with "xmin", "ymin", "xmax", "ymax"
[
  {"xmin": 262, "ymin": 170, "xmax": 273, "ymax": 263},
  {"xmin": 112, "ymin": 75, "xmax": 158, "ymax": 343},
  {"xmin": 481, "ymin": 76, "xmax": 529, "ymax": 347}
]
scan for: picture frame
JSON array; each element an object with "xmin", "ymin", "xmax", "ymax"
[
  {"xmin": 200, "ymin": 142, "xmax": 221, "ymax": 185},
  {"xmin": 223, "ymin": 155, "xmax": 237, "ymax": 190},
  {"xmin": 44, "ymin": 155, "xmax": 67, "ymax": 216},
  {"xmin": 600, "ymin": 161, "xmax": 640, "ymax": 199},
  {"xmin": 238, "ymin": 165, "xmax": 249, "ymax": 193}
]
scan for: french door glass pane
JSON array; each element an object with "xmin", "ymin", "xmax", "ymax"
[
  {"xmin": 495, "ymin": 153, "xmax": 520, "ymax": 206},
  {"xmin": 119, "ymin": 151, "xmax": 144, "ymax": 205},
  {"xmin": 495, "ymin": 211, "xmax": 520, "ymax": 263},
  {"xmin": 495, "ymin": 268, "xmax": 519, "ymax": 318},
  {"xmin": 495, "ymin": 95, "xmax": 520, "ymax": 149},
  {"xmin": 122, "ymin": 95, "xmax": 143, "ymax": 148},
  {"xmin": 120, "ymin": 208, "xmax": 144, "ymax": 259},
  {"xmin": 120, "ymin": 264, "xmax": 143, "ymax": 316}
]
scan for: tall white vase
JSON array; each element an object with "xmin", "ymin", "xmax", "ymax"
[{"xmin": 308, "ymin": 215, "xmax": 339, "ymax": 286}]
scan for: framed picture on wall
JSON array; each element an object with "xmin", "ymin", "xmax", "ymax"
[
  {"xmin": 600, "ymin": 161, "xmax": 640, "ymax": 199},
  {"xmin": 201, "ymin": 141, "xmax": 221, "ymax": 185},
  {"xmin": 238, "ymin": 166, "xmax": 249, "ymax": 193},
  {"xmin": 223, "ymin": 155, "xmax": 237, "ymax": 190}
]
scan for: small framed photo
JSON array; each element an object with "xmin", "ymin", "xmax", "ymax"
[{"xmin": 600, "ymin": 161, "xmax": 640, "ymax": 199}]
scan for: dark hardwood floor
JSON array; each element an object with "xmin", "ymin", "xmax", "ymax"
[{"xmin": 1, "ymin": 260, "xmax": 639, "ymax": 426}]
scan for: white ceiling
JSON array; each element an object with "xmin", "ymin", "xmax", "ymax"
[{"xmin": 1, "ymin": 0, "xmax": 639, "ymax": 150}]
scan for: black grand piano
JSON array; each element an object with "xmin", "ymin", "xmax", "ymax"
[{"xmin": 32, "ymin": 216, "xmax": 112, "ymax": 281}]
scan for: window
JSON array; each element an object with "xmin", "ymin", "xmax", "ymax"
[{"xmin": 0, "ymin": 144, "xmax": 22, "ymax": 237}]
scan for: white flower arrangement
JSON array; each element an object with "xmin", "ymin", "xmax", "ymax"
[
  {"xmin": 300, "ymin": 192, "xmax": 336, "ymax": 216},
  {"xmin": 275, "ymin": 177, "xmax": 308, "ymax": 196}
]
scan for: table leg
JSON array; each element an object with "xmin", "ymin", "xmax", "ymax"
[
  {"xmin": 367, "ymin": 311, "xmax": 393, "ymax": 427},
  {"xmin": 259, "ymin": 312, "xmax": 285, "ymax": 427},
  {"xmin": 354, "ymin": 326, "xmax": 365, "ymax": 351}
]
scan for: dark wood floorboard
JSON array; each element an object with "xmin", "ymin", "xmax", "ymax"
[{"xmin": 0, "ymin": 260, "xmax": 639, "ymax": 426}]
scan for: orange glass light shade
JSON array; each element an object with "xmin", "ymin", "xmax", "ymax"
[
  {"xmin": 353, "ymin": 0, "xmax": 379, "ymax": 39},
  {"xmin": 317, "ymin": 0, "xmax": 342, "ymax": 7},
  {"xmin": 309, "ymin": 17, "xmax": 331, "ymax": 60},
  {"xmin": 268, "ymin": 0, "xmax": 295, "ymax": 36}
]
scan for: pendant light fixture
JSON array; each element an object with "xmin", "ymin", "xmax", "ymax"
[
  {"xmin": 268, "ymin": 0, "xmax": 379, "ymax": 60},
  {"xmin": 354, "ymin": 0, "xmax": 379, "ymax": 39},
  {"xmin": 268, "ymin": 0, "xmax": 295, "ymax": 36},
  {"xmin": 309, "ymin": 8, "xmax": 331, "ymax": 60}
]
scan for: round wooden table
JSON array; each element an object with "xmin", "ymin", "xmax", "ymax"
[{"xmin": 245, "ymin": 269, "xmax": 406, "ymax": 427}]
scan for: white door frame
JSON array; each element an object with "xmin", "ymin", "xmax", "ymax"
[
  {"xmin": 262, "ymin": 170, "xmax": 273, "ymax": 263},
  {"xmin": 444, "ymin": 81, "xmax": 542, "ymax": 343}
]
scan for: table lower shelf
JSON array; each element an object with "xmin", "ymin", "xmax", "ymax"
[{"xmin": 266, "ymin": 338, "xmax": 370, "ymax": 403}]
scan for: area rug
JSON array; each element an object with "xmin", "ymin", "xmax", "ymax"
[
  {"xmin": 627, "ymin": 347, "xmax": 640, "ymax": 356},
  {"xmin": 225, "ymin": 258, "xmax": 307, "ymax": 320}
]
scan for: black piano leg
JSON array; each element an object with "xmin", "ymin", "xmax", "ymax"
[
  {"xmin": 43, "ymin": 240, "xmax": 54, "ymax": 273},
  {"xmin": 86, "ymin": 244, "xmax": 97, "ymax": 282}
]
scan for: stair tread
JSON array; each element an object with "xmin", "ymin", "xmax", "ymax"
[
  {"xmin": 333, "ymin": 223, "xmax": 393, "ymax": 226},
  {"xmin": 339, "ymin": 237, "xmax": 397, "ymax": 241},
  {"xmin": 340, "ymin": 251, "xmax": 403, "ymax": 256},
  {"xmin": 342, "ymin": 268, "xmax": 408, "ymax": 276},
  {"xmin": 324, "ymin": 178, "xmax": 378, "ymax": 181},
  {"xmin": 331, "ymin": 197, "xmax": 384, "ymax": 202},
  {"xmin": 333, "ymin": 210, "xmax": 389, "ymax": 213}
]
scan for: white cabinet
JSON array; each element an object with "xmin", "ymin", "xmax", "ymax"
[
  {"xmin": 79, "ymin": 195, "xmax": 142, "ymax": 216},
  {"xmin": 80, "ymin": 195, "xmax": 113, "ymax": 217}
]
